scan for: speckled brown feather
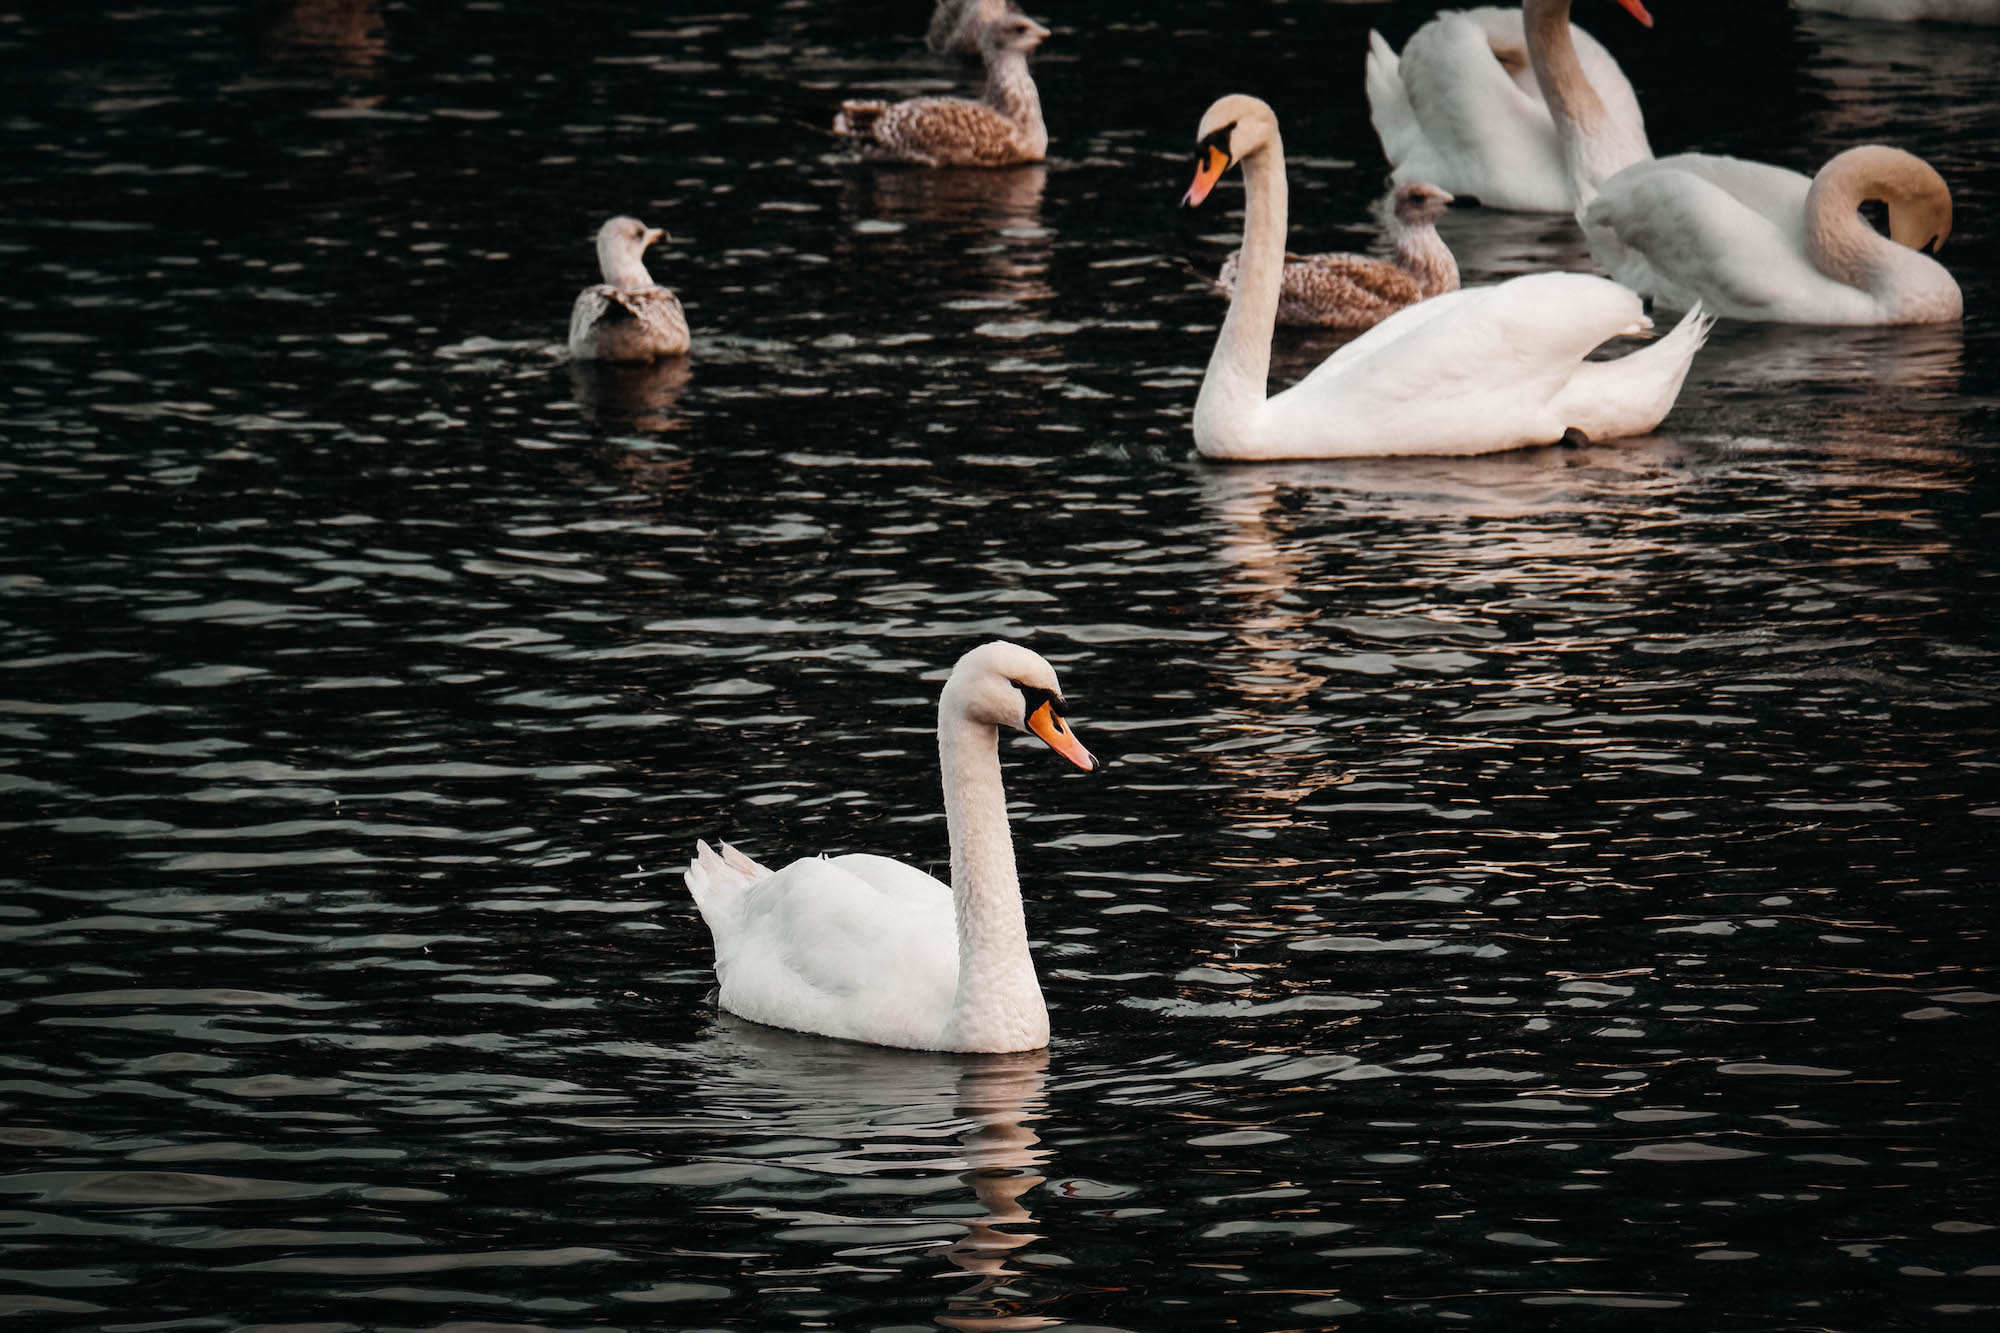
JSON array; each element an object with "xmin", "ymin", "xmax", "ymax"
[
  {"xmin": 1214, "ymin": 195, "xmax": 1460, "ymax": 330},
  {"xmin": 837, "ymin": 95, "xmax": 1042, "ymax": 167}
]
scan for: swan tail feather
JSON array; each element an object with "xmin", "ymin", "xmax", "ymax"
[
  {"xmin": 686, "ymin": 839, "xmax": 772, "ymax": 924},
  {"xmin": 1364, "ymin": 30, "xmax": 1421, "ymax": 175}
]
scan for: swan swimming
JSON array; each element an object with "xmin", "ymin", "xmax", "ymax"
[
  {"xmin": 685, "ymin": 642, "xmax": 1095, "ymax": 1053},
  {"xmin": 1183, "ymin": 94, "xmax": 1710, "ymax": 461}
]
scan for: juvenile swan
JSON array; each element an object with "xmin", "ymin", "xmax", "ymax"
[
  {"xmin": 567, "ymin": 216, "xmax": 690, "ymax": 361},
  {"xmin": 1183, "ymin": 95, "xmax": 1710, "ymax": 460},
  {"xmin": 1215, "ymin": 182, "xmax": 1460, "ymax": 330},
  {"xmin": 1583, "ymin": 145, "xmax": 1963, "ymax": 324},
  {"xmin": 685, "ymin": 642, "xmax": 1096, "ymax": 1053},
  {"xmin": 834, "ymin": 9, "xmax": 1050, "ymax": 166},
  {"xmin": 1366, "ymin": 0, "xmax": 1655, "ymax": 213}
]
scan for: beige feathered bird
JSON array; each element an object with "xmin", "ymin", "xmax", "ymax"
[
  {"xmin": 834, "ymin": 10, "xmax": 1050, "ymax": 167},
  {"xmin": 1214, "ymin": 182, "xmax": 1460, "ymax": 329},
  {"xmin": 567, "ymin": 216, "xmax": 689, "ymax": 362}
]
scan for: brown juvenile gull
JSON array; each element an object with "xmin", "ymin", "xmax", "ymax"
[
  {"xmin": 1215, "ymin": 182, "xmax": 1459, "ymax": 330},
  {"xmin": 833, "ymin": 10, "xmax": 1050, "ymax": 167},
  {"xmin": 567, "ymin": 216, "xmax": 690, "ymax": 362}
]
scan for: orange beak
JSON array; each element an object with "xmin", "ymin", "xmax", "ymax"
[
  {"xmin": 1183, "ymin": 143, "xmax": 1230, "ymax": 208},
  {"xmin": 1027, "ymin": 700, "xmax": 1096, "ymax": 772},
  {"xmin": 1615, "ymin": 0, "xmax": 1653, "ymax": 27}
]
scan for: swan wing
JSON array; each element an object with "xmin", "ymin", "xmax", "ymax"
[
  {"xmin": 1373, "ymin": 11, "xmax": 1570, "ymax": 210},
  {"xmin": 1268, "ymin": 274, "xmax": 1654, "ymax": 455},
  {"xmin": 697, "ymin": 851, "xmax": 958, "ymax": 1048},
  {"xmin": 1584, "ymin": 157, "xmax": 1852, "ymax": 319},
  {"xmin": 1550, "ymin": 303, "xmax": 1714, "ymax": 440}
]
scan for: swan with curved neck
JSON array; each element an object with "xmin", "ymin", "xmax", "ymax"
[
  {"xmin": 1584, "ymin": 145, "xmax": 1962, "ymax": 324},
  {"xmin": 685, "ymin": 641, "xmax": 1095, "ymax": 1053},
  {"xmin": 1184, "ymin": 95, "xmax": 1710, "ymax": 460},
  {"xmin": 1366, "ymin": 0, "xmax": 1654, "ymax": 213}
]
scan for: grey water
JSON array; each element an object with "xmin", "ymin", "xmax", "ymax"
[{"xmin": 3, "ymin": 1, "xmax": 1997, "ymax": 1329}]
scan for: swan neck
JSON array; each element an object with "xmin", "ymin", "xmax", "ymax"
[
  {"xmin": 938, "ymin": 706, "xmax": 1044, "ymax": 1048},
  {"xmin": 1194, "ymin": 136, "xmax": 1286, "ymax": 455},
  {"xmin": 1525, "ymin": 0, "xmax": 1602, "ymax": 135}
]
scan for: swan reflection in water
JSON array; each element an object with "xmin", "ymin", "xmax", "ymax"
[{"xmin": 674, "ymin": 1018, "xmax": 1064, "ymax": 1331}]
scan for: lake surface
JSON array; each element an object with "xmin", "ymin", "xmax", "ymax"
[{"xmin": 3, "ymin": 1, "xmax": 1997, "ymax": 1329}]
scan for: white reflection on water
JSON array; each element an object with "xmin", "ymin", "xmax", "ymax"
[{"xmin": 675, "ymin": 1018, "xmax": 1061, "ymax": 1331}]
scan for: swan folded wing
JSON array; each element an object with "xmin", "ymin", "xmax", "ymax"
[
  {"xmin": 1391, "ymin": 13, "xmax": 1566, "ymax": 208},
  {"xmin": 1277, "ymin": 274, "xmax": 1648, "ymax": 454},
  {"xmin": 1549, "ymin": 302, "xmax": 1713, "ymax": 441},
  {"xmin": 715, "ymin": 854, "xmax": 957, "ymax": 1047},
  {"xmin": 1585, "ymin": 163, "xmax": 1838, "ymax": 319}
]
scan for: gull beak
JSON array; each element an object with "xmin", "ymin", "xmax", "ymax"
[
  {"xmin": 642, "ymin": 227, "xmax": 666, "ymax": 250},
  {"xmin": 1024, "ymin": 19, "xmax": 1052, "ymax": 44},
  {"xmin": 1027, "ymin": 700, "xmax": 1096, "ymax": 773},
  {"xmin": 1615, "ymin": 0, "xmax": 1654, "ymax": 27},
  {"xmin": 1183, "ymin": 143, "xmax": 1230, "ymax": 209}
]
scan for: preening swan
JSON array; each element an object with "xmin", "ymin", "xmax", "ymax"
[
  {"xmin": 1183, "ymin": 95, "xmax": 1710, "ymax": 461},
  {"xmin": 685, "ymin": 642, "xmax": 1096, "ymax": 1053},
  {"xmin": 834, "ymin": 10, "xmax": 1050, "ymax": 167},
  {"xmin": 567, "ymin": 216, "xmax": 690, "ymax": 361},
  {"xmin": 1366, "ymin": 0, "xmax": 1654, "ymax": 213},
  {"xmin": 1583, "ymin": 145, "xmax": 1963, "ymax": 324},
  {"xmin": 1214, "ymin": 181, "xmax": 1459, "ymax": 330}
]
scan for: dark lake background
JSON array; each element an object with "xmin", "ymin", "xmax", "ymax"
[{"xmin": 3, "ymin": 1, "xmax": 1997, "ymax": 1329}]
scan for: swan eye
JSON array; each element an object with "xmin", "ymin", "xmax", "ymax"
[{"xmin": 1013, "ymin": 682, "xmax": 1064, "ymax": 723}]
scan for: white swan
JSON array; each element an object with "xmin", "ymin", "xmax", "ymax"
[
  {"xmin": 1365, "ymin": 0, "xmax": 1654, "ymax": 213},
  {"xmin": 1583, "ymin": 145, "xmax": 1963, "ymax": 324},
  {"xmin": 567, "ymin": 216, "xmax": 689, "ymax": 361},
  {"xmin": 1183, "ymin": 95, "xmax": 1710, "ymax": 461},
  {"xmin": 685, "ymin": 641, "xmax": 1096, "ymax": 1054}
]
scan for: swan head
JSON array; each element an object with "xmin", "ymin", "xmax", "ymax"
[
  {"xmin": 595, "ymin": 215, "xmax": 665, "ymax": 288},
  {"xmin": 1826, "ymin": 146, "xmax": 1954, "ymax": 256},
  {"xmin": 1390, "ymin": 182, "xmax": 1453, "ymax": 226},
  {"xmin": 980, "ymin": 8, "xmax": 1050, "ymax": 55},
  {"xmin": 1181, "ymin": 94, "xmax": 1280, "ymax": 209},
  {"xmin": 944, "ymin": 641, "xmax": 1096, "ymax": 772}
]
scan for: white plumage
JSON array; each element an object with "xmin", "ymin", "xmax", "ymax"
[
  {"xmin": 1365, "ymin": 0, "xmax": 1654, "ymax": 214},
  {"xmin": 1583, "ymin": 146, "xmax": 1963, "ymax": 324},
  {"xmin": 1183, "ymin": 95, "xmax": 1709, "ymax": 461},
  {"xmin": 685, "ymin": 642, "xmax": 1097, "ymax": 1054}
]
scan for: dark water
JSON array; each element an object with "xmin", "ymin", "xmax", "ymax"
[{"xmin": 4, "ymin": 1, "xmax": 1998, "ymax": 1329}]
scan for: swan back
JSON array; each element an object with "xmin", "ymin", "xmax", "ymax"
[{"xmin": 1586, "ymin": 147, "xmax": 1962, "ymax": 323}]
